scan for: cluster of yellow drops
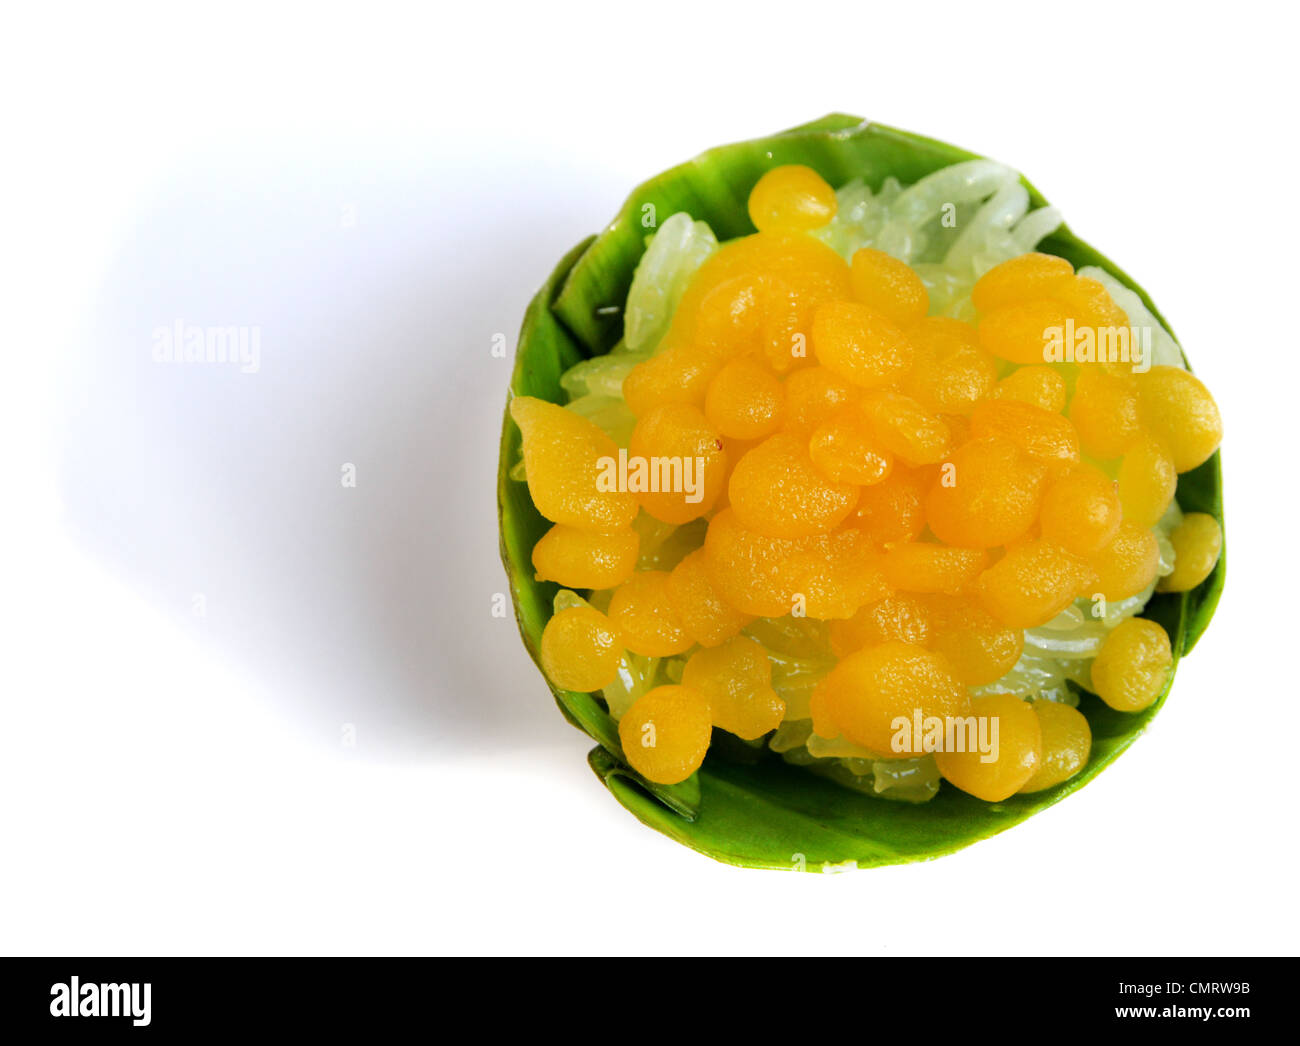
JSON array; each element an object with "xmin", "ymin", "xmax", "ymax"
[{"xmin": 513, "ymin": 165, "xmax": 1223, "ymax": 801}]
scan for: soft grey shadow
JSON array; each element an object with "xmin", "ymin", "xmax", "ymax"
[{"xmin": 54, "ymin": 130, "xmax": 603, "ymax": 762}]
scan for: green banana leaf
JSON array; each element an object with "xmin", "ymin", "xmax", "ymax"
[{"xmin": 497, "ymin": 114, "xmax": 1225, "ymax": 871}]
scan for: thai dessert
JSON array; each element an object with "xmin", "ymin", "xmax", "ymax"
[{"xmin": 497, "ymin": 116, "xmax": 1224, "ymax": 870}]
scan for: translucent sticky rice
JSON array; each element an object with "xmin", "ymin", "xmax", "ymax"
[{"xmin": 545, "ymin": 161, "xmax": 1183, "ymax": 803}]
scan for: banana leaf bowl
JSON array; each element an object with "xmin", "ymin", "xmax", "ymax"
[{"xmin": 496, "ymin": 114, "xmax": 1225, "ymax": 871}]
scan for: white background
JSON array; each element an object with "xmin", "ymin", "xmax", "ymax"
[{"xmin": 4, "ymin": 2, "xmax": 1297, "ymax": 956}]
